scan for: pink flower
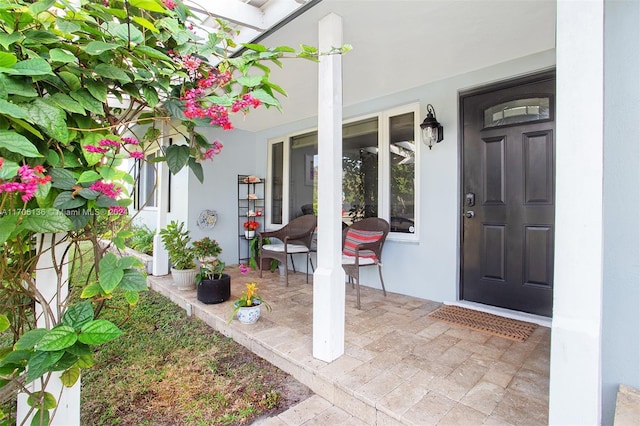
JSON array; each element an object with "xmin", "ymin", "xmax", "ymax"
[
  {"xmin": 98, "ymin": 139, "xmax": 120, "ymax": 148},
  {"xmin": 239, "ymin": 264, "xmax": 249, "ymax": 274},
  {"xmin": 109, "ymin": 206, "xmax": 127, "ymax": 215},
  {"xmin": 130, "ymin": 151, "xmax": 144, "ymax": 159},
  {"xmin": 0, "ymin": 164, "xmax": 50, "ymax": 202},
  {"xmin": 0, "ymin": 158, "xmax": 4, "ymax": 169},
  {"xmin": 89, "ymin": 181, "xmax": 122, "ymax": 199},
  {"xmin": 181, "ymin": 55, "xmax": 202, "ymax": 71},
  {"xmin": 122, "ymin": 137, "xmax": 139, "ymax": 145},
  {"xmin": 84, "ymin": 145, "xmax": 108, "ymax": 154},
  {"xmin": 162, "ymin": 0, "xmax": 177, "ymax": 10}
]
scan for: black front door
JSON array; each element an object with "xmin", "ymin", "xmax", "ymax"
[{"xmin": 461, "ymin": 73, "xmax": 555, "ymax": 317}]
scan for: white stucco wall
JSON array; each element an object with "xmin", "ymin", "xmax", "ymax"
[
  {"xmin": 256, "ymin": 49, "xmax": 556, "ymax": 304},
  {"xmin": 601, "ymin": 0, "xmax": 640, "ymax": 424}
]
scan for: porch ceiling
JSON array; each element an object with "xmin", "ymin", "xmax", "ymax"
[{"xmin": 224, "ymin": 0, "xmax": 557, "ymax": 133}]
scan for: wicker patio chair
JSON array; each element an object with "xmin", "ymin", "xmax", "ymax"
[
  {"xmin": 259, "ymin": 214, "xmax": 317, "ymax": 286},
  {"xmin": 342, "ymin": 217, "xmax": 390, "ymax": 309}
]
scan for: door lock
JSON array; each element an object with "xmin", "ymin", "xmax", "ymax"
[
  {"xmin": 465, "ymin": 192, "xmax": 476, "ymax": 207},
  {"xmin": 465, "ymin": 210, "xmax": 475, "ymax": 218}
]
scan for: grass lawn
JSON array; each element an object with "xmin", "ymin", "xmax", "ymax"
[{"xmin": 81, "ymin": 289, "xmax": 310, "ymax": 425}]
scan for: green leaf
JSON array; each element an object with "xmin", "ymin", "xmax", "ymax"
[
  {"xmin": 50, "ymin": 93, "xmax": 85, "ymax": 115},
  {"xmin": 27, "ymin": 391, "xmax": 57, "ymax": 410},
  {"xmin": 98, "ymin": 253, "xmax": 124, "ymax": 293},
  {"xmin": 65, "ymin": 342, "xmax": 91, "ymax": 357},
  {"xmin": 78, "ymin": 320, "xmax": 122, "ymax": 345},
  {"xmin": 49, "ymin": 48, "xmax": 76, "ymax": 64},
  {"xmin": 0, "ymin": 32, "xmax": 21, "ymax": 50},
  {"xmin": 242, "ymin": 43, "xmax": 268, "ymax": 52},
  {"xmin": 0, "ymin": 98, "xmax": 28, "ymax": 120},
  {"xmin": 60, "ymin": 365, "xmax": 80, "ymax": 387},
  {"xmin": 58, "ymin": 71, "xmax": 81, "ymax": 91},
  {"xmin": 0, "ymin": 52, "xmax": 16, "ymax": 68},
  {"xmin": 0, "ymin": 130, "xmax": 42, "ymax": 157},
  {"xmin": 25, "ymin": 350, "xmax": 64, "ymax": 384},
  {"xmin": 80, "ymin": 282, "xmax": 101, "ymax": 299},
  {"xmin": 118, "ymin": 269, "xmax": 147, "ymax": 292},
  {"xmin": 30, "ymin": 409, "xmax": 50, "ymax": 426},
  {"xmin": 163, "ymin": 98, "xmax": 186, "ymax": 120},
  {"xmin": 53, "ymin": 191, "xmax": 86, "ymax": 210},
  {"xmin": 236, "ymin": 75, "xmax": 263, "ymax": 87},
  {"xmin": 165, "ymin": 144, "xmax": 190, "ymax": 175},
  {"xmin": 0, "ymin": 314, "xmax": 9, "ymax": 332},
  {"xmin": 50, "ymin": 168, "xmax": 77, "ymax": 190},
  {"xmin": 36, "ymin": 326, "xmax": 77, "ymax": 352},
  {"xmin": 86, "ymin": 80, "xmax": 107, "ymax": 102},
  {"xmin": 132, "ymin": 16, "xmax": 159, "ymax": 33},
  {"xmin": 29, "ymin": 0, "xmax": 56, "ymax": 15},
  {"xmin": 110, "ymin": 22, "xmax": 144, "ymax": 44},
  {"xmin": 142, "ymin": 85, "xmax": 159, "ymax": 108},
  {"xmin": 61, "ymin": 302, "xmax": 94, "ymax": 331},
  {"xmin": 15, "ymin": 329, "xmax": 48, "ymax": 350},
  {"xmin": 124, "ymin": 291, "xmax": 140, "ymax": 306},
  {"xmin": 0, "ymin": 349, "xmax": 30, "ymax": 367},
  {"xmin": 27, "ymin": 99, "xmax": 69, "ymax": 143},
  {"xmin": 76, "ymin": 353, "xmax": 94, "ymax": 368},
  {"xmin": 130, "ymin": 0, "xmax": 166, "ymax": 13},
  {"xmin": 117, "ymin": 256, "xmax": 142, "ymax": 270},
  {"xmin": 70, "ymin": 89, "xmax": 105, "ymax": 115},
  {"xmin": 21, "ymin": 208, "xmax": 73, "ymax": 233},
  {"xmin": 188, "ymin": 157, "xmax": 204, "ymax": 183},
  {"xmin": 77, "ymin": 171, "xmax": 101, "ymax": 183},
  {"xmin": 248, "ymin": 88, "xmax": 279, "ymax": 107},
  {"xmin": 94, "ymin": 63, "xmax": 131, "ymax": 83},
  {"xmin": 9, "ymin": 58, "xmax": 53, "ymax": 76},
  {"xmin": 0, "ymin": 74, "xmax": 37, "ymax": 97},
  {"xmin": 0, "ymin": 212, "xmax": 19, "ymax": 245},
  {"xmin": 133, "ymin": 45, "xmax": 172, "ymax": 62},
  {"xmin": 83, "ymin": 41, "xmax": 120, "ymax": 55},
  {"xmin": 0, "ymin": 158, "xmax": 18, "ymax": 179}
]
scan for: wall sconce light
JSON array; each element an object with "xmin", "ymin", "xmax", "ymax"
[{"xmin": 420, "ymin": 104, "xmax": 444, "ymax": 150}]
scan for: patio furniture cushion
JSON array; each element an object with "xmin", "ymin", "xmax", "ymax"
[
  {"xmin": 262, "ymin": 243, "xmax": 310, "ymax": 254},
  {"xmin": 341, "ymin": 254, "xmax": 376, "ymax": 265},
  {"xmin": 342, "ymin": 229, "xmax": 383, "ymax": 259}
]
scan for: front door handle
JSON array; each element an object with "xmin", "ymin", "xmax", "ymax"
[{"xmin": 465, "ymin": 210, "xmax": 475, "ymax": 218}]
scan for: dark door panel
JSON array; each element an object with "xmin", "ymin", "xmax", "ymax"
[{"xmin": 461, "ymin": 74, "xmax": 555, "ymax": 317}]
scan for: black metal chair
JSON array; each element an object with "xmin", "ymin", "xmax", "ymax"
[
  {"xmin": 259, "ymin": 214, "xmax": 317, "ymax": 286},
  {"xmin": 341, "ymin": 217, "xmax": 390, "ymax": 309}
]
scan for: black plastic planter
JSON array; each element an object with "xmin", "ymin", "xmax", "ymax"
[{"xmin": 197, "ymin": 274, "xmax": 231, "ymax": 304}]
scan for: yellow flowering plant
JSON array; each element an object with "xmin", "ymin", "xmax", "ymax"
[{"xmin": 229, "ymin": 266, "xmax": 272, "ymax": 323}]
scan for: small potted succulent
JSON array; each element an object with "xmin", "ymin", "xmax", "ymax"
[{"xmin": 159, "ymin": 221, "xmax": 197, "ymax": 290}]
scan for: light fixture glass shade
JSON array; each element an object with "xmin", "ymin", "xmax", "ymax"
[{"xmin": 420, "ymin": 104, "xmax": 443, "ymax": 149}]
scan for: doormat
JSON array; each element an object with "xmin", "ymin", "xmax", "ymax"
[{"xmin": 428, "ymin": 305, "xmax": 537, "ymax": 342}]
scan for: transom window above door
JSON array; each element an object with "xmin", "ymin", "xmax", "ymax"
[{"xmin": 266, "ymin": 103, "xmax": 420, "ymax": 238}]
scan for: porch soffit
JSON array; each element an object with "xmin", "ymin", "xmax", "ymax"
[{"xmin": 184, "ymin": 0, "xmax": 316, "ymax": 55}]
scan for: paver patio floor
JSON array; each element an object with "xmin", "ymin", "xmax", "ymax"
[{"xmin": 148, "ymin": 267, "xmax": 550, "ymax": 425}]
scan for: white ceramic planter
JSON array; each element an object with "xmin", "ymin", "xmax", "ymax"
[
  {"xmin": 170, "ymin": 267, "xmax": 198, "ymax": 290},
  {"xmin": 236, "ymin": 303, "xmax": 261, "ymax": 324},
  {"xmin": 244, "ymin": 230, "xmax": 255, "ymax": 239}
]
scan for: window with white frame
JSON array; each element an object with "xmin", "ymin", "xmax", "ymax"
[
  {"xmin": 134, "ymin": 151, "xmax": 158, "ymax": 209},
  {"xmin": 267, "ymin": 103, "xmax": 419, "ymax": 237}
]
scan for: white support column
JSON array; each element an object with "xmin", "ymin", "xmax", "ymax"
[
  {"xmin": 313, "ymin": 12, "xmax": 346, "ymax": 362},
  {"xmin": 549, "ymin": 1, "xmax": 604, "ymax": 424},
  {"xmin": 17, "ymin": 234, "xmax": 80, "ymax": 425},
  {"xmin": 153, "ymin": 128, "xmax": 170, "ymax": 276}
]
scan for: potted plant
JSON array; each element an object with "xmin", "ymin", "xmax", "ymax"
[
  {"xmin": 193, "ymin": 237, "xmax": 222, "ymax": 265},
  {"xmin": 243, "ymin": 220, "xmax": 260, "ymax": 239},
  {"xmin": 248, "ymin": 236, "xmax": 278, "ymax": 272},
  {"xmin": 159, "ymin": 221, "xmax": 198, "ymax": 290},
  {"xmin": 196, "ymin": 259, "xmax": 231, "ymax": 304},
  {"xmin": 229, "ymin": 280, "xmax": 272, "ymax": 324}
]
